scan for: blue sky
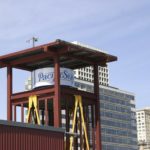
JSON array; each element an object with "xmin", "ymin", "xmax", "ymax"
[{"xmin": 0, "ymin": 0, "xmax": 150, "ymax": 119}]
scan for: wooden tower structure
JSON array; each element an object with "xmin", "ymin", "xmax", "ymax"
[{"xmin": 0, "ymin": 39, "xmax": 117, "ymax": 149}]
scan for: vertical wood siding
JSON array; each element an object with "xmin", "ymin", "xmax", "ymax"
[{"xmin": 0, "ymin": 124, "xmax": 64, "ymax": 150}]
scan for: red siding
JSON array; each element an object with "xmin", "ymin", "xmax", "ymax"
[{"xmin": 0, "ymin": 121, "xmax": 64, "ymax": 150}]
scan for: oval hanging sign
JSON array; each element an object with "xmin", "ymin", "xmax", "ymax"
[{"xmin": 31, "ymin": 67, "xmax": 75, "ymax": 89}]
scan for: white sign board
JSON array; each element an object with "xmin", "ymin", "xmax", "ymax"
[{"xmin": 31, "ymin": 67, "xmax": 74, "ymax": 89}]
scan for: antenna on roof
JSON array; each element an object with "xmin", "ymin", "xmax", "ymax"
[{"xmin": 26, "ymin": 37, "xmax": 38, "ymax": 47}]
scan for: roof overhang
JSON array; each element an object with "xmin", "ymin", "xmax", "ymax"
[{"xmin": 0, "ymin": 39, "xmax": 117, "ymax": 71}]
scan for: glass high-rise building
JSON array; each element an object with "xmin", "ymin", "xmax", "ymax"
[{"xmin": 74, "ymin": 79, "xmax": 138, "ymax": 150}]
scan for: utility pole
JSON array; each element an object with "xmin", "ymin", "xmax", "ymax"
[{"xmin": 26, "ymin": 37, "xmax": 38, "ymax": 47}]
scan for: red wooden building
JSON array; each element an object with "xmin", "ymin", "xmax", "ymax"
[{"xmin": 0, "ymin": 120, "xmax": 65, "ymax": 150}]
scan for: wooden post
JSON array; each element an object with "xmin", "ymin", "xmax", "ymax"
[
  {"xmin": 93, "ymin": 65, "xmax": 102, "ymax": 150},
  {"xmin": 41, "ymin": 109, "xmax": 45, "ymax": 125},
  {"xmin": 21, "ymin": 103, "xmax": 24, "ymax": 123},
  {"xmin": 14, "ymin": 105, "xmax": 16, "ymax": 122},
  {"xmin": 45, "ymin": 99, "xmax": 48, "ymax": 125},
  {"xmin": 7, "ymin": 66, "xmax": 12, "ymax": 121},
  {"xmin": 66, "ymin": 101, "xmax": 70, "ymax": 150},
  {"xmin": 53, "ymin": 56, "xmax": 61, "ymax": 127}
]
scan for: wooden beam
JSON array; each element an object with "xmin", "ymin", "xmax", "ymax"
[
  {"xmin": 61, "ymin": 87, "xmax": 96, "ymax": 100},
  {"xmin": 8, "ymin": 46, "xmax": 69, "ymax": 68},
  {"xmin": 93, "ymin": 64, "xmax": 102, "ymax": 150},
  {"xmin": 45, "ymin": 46, "xmax": 71, "ymax": 57},
  {"xmin": 66, "ymin": 100, "xmax": 70, "ymax": 150},
  {"xmin": 0, "ymin": 41, "xmax": 59, "ymax": 61},
  {"xmin": 11, "ymin": 87, "xmax": 54, "ymax": 100},
  {"xmin": 7, "ymin": 66, "xmax": 13, "ymax": 121},
  {"xmin": 11, "ymin": 96, "xmax": 54, "ymax": 106},
  {"xmin": 13, "ymin": 66, "xmax": 33, "ymax": 71},
  {"xmin": 11, "ymin": 53, "xmax": 51, "ymax": 66},
  {"xmin": 45, "ymin": 99, "xmax": 49, "ymax": 125},
  {"xmin": 0, "ymin": 62, "xmax": 8, "ymax": 68},
  {"xmin": 64, "ymin": 53, "xmax": 94, "ymax": 65},
  {"xmin": 53, "ymin": 56, "xmax": 61, "ymax": 127},
  {"xmin": 69, "ymin": 43, "xmax": 117, "ymax": 62},
  {"xmin": 43, "ymin": 46, "xmax": 58, "ymax": 55},
  {"xmin": 14, "ymin": 105, "xmax": 16, "ymax": 122},
  {"xmin": 21, "ymin": 103, "xmax": 24, "ymax": 123},
  {"xmin": 12, "ymin": 101, "xmax": 28, "ymax": 106}
]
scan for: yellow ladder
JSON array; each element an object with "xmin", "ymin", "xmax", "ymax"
[
  {"xmin": 69, "ymin": 95, "xmax": 90, "ymax": 150},
  {"xmin": 26, "ymin": 95, "xmax": 40, "ymax": 125}
]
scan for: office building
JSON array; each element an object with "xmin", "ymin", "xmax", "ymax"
[
  {"xmin": 73, "ymin": 79, "xmax": 137, "ymax": 150},
  {"xmin": 72, "ymin": 41, "xmax": 109, "ymax": 86},
  {"xmin": 74, "ymin": 66, "xmax": 109, "ymax": 86},
  {"xmin": 136, "ymin": 108, "xmax": 150, "ymax": 150}
]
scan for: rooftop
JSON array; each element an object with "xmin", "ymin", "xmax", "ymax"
[
  {"xmin": 0, "ymin": 39, "xmax": 117, "ymax": 71},
  {"xmin": 0, "ymin": 120, "xmax": 64, "ymax": 133}
]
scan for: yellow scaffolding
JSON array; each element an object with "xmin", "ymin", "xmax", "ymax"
[
  {"xmin": 70, "ymin": 95, "xmax": 90, "ymax": 150},
  {"xmin": 26, "ymin": 95, "xmax": 40, "ymax": 125}
]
